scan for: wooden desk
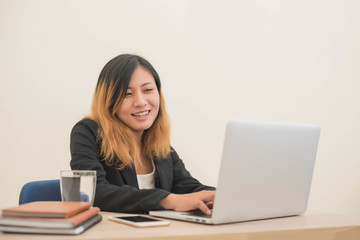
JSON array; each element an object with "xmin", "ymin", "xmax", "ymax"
[{"xmin": 1, "ymin": 210, "xmax": 360, "ymax": 240}]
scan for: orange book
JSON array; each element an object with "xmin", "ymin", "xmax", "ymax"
[
  {"xmin": 2, "ymin": 201, "xmax": 91, "ymax": 218},
  {"xmin": 0, "ymin": 207, "xmax": 100, "ymax": 229}
]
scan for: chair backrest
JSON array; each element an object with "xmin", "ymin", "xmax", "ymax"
[{"xmin": 19, "ymin": 179, "xmax": 62, "ymax": 205}]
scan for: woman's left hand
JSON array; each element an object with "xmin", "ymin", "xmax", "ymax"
[{"xmin": 158, "ymin": 190, "xmax": 216, "ymax": 215}]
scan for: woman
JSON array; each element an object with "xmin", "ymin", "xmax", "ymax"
[{"xmin": 70, "ymin": 54, "xmax": 215, "ymax": 215}]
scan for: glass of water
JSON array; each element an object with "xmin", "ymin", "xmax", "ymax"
[{"xmin": 60, "ymin": 170, "xmax": 96, "ymax": 205}]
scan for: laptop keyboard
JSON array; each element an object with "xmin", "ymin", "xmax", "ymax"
[{"xmin": 181, "ymin": 210, "xmax": 212, "ymax": 218}]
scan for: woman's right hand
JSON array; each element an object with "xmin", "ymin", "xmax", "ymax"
[{"xmin": 158, "ymin": 190, "xmax": 215, "ymax": 215}]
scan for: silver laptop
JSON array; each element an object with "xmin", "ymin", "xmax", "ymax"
[{"xmin": 150, "ymin": 119, "xmax": 320, "ymax": 224}]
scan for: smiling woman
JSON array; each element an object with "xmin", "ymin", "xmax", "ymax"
[
  {"xmin": 117, "ymin": 67, "xmax": 160, "ymax": 141},
  {"xmin": 88, "ymin": 55, "xmax": 170, "ymax": 171},
  {"xmin": 70, "ymin": 54, "xmax": 215, "ymax": 215}
]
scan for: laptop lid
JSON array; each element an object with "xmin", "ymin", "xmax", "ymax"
[
  {"xmin": 150, "ymin": 119, "xmax": 320, "ymax": 225},
  {"xmin": 211, "ymin": 119, "xmax": 320, "ymax": 224}
]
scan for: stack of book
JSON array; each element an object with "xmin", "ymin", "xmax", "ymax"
[{"xmin": 0, "ymin": 201, "xmax": 102, "ymax": 235}]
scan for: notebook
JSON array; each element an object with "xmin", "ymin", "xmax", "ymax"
[
  {"xmin": 2, "ymin": 201, "xmax": 91, "ymax": 218},
  {"xmin": 150, "ymin": 119, "xmax": 321, "ymax": 224},
  {"xmin": 0, "ymin": 214, "xmax": 102, "ymax": 235},
  {"xmin": 0, "ymin": 207, "xmax": 100, "ymax": 229}
]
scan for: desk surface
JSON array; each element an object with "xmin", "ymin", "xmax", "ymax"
[{"xmin": 1, "ymin": 210, "xmax": 360, "ymax": 240}]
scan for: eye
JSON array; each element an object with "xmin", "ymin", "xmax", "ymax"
[
  {"xmin": 145, "ymin": 88, "xmax": 154, "ymax": 93},
  {"xmin": 125, "ymin": 92, "xmax": 132, "ymax": 97}
]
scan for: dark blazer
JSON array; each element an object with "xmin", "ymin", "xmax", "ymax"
[{"xmin": 70, "ymin": 118, "xmax": 214, "ymax": 213}]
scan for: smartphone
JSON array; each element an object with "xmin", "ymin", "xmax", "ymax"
[{"xmin": 108, "ymin": 215, "xmax": 170, "ymax": 227}]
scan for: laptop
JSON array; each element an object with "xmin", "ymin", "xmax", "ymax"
[{"xmin": 150, "ymin": 119, "xmax": 320, "ymax": 224}]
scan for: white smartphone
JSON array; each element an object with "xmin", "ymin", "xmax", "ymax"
[{"xmin": 108, "ymin": 215, "xmax": 170, "ymax": 227}]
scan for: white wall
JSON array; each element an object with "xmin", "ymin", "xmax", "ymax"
[{"xmin": 1, "ymin": 0, "xmax": 360, "ymax": 218}]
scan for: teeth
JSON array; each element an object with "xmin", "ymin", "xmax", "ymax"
[{"xmin": 133, "ymin": 111, "xmax": 149, "ymax": 117}]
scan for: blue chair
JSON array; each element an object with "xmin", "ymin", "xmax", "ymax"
[{"xmin": 19, "ymin": 179, "xmax": 62, "ymax": 204}]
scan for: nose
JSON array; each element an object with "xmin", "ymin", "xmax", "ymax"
[{"xmin": 133, "ymin": 92, "xmax": 147, "ymax": 107}]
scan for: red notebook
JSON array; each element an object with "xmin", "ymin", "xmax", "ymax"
[{"xmin": 2, "ymin": 201, "xmax": 91, "ymax": 218}]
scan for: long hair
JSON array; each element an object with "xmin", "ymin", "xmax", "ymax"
[{"xmin": 88, "ymin": 54, "xmax": 171, "ymax": 169}]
